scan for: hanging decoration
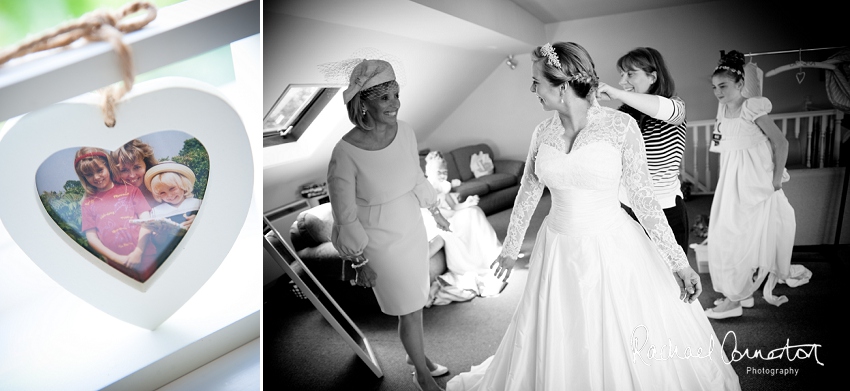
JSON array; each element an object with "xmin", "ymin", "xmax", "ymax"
[
  {"xmin": 0, "ymin": 1, "xmax": 157, "ymax": 127},
  {"xmin": 765, "ymin": 48, "xmax": 837, "ymax": 85},
  {"xmin": 0, "ymin": 2, "xmax": 253, "ymax": 330}
]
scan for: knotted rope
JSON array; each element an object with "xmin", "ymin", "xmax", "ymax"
[{"xmin": 0, "ymin": 1, "xmax": 157, "ymax": 127}]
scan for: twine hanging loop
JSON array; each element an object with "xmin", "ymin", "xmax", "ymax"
[{"xmin": 0, "ymin": 1, "xmax": 158, "ymax": 127}]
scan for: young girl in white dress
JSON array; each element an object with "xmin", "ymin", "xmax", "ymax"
[
  {"xmin": 446, "ymin": 42, "xmax": 740, "ymax": 391},
  {"xmin": 423, "ymin": 151, "xmax": 503, "ymax": 299},
  {"xmin": 704, "ymin": 50, "xmax": 796, "ymax": 319}
]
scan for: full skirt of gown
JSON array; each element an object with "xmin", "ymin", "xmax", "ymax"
[
  {"xmin": 707, "ymin": 138, "xmax": 796, "ymax": 303},
  {"xmin": 446, "ymin": 188, "xmax": 740, "ymax": 391}
]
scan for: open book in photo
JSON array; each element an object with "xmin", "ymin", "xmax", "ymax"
[
  {"xmin": 161, "ymin": 209, "xmax": 198, "ymax": 224},
  {"xmin": 130, "ymin": 216, "xmax": 188, "ymax": 237}
]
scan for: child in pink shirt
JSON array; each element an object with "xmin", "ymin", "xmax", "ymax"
[{"xmin": 75, "ymin": 147, "xmax": 157, "ymax": 282}]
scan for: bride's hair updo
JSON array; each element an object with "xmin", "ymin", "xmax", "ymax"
[{"xmin": 532, "ymin": 42, "xmax": 599, "ymax": 99}]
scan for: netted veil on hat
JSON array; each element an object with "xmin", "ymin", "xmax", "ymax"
[
  {"xmin": 342, "ymin": 59, "xmax": 395, "ymax": 103},
  {"xmin": 318, "ymin": 48, "xmax": 407, "ymax": 103}
]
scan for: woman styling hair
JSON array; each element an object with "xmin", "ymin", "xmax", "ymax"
[{"xmin": 597, "ymin": 47, "xmax": 690, "ymax": 255}]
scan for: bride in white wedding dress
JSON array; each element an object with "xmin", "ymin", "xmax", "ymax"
[{"xmin": 446, "ymin": 42, "xmax": 740, "ymax": 391}]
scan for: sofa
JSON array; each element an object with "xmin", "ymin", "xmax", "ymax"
[
  {"xmin": 420, "ymin": 143, "xmax": 525, "ymax": 215},
  {"xmin": 289, "ymin": 202, "xmax": 447, "ymax": 284}
]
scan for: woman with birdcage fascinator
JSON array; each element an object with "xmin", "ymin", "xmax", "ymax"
[
  {"xmin": 704, "ymin": 49, "xmax": 796, "ymax": 320},
  {"xmin": 323, "ymin": 52, "xmax": 451, "ymax": 391},
  {"xmin": 446, "ymin": 42, "xmax": 740, "ymax": 391}
]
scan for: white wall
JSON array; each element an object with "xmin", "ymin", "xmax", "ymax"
[
  {"xmin": 784, "ymin": 168, "xmax": 850, "ymax": 245},
  {"xmin": 544, "ymin": 0, "xmax": 842, "ymax": 121},
  {"xmin": 423, "ymin": 51, "xmax": 546, "ymax": 161},
  {"xmin": 411, "ymin": 0, "xmax": 545, "ymax": 48},
  {"xmin": 425, "ymin": 0, "xmax": 844, "ymax": 161}
]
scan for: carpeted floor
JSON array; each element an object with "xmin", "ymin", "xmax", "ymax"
[{"xmin": 264, "ymin": 192, "xmax": 845, "ymax": 390}]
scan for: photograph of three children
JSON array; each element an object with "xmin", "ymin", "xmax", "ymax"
[{"xmin": 35, "ymin": 130, "xmax": 209, "ymax": 283}]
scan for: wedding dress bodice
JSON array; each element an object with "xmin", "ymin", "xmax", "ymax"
[{"xmin": 502, "ymin": 102, "xmax": 688, "ymax": 271}]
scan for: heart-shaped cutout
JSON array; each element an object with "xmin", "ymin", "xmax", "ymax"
[
  {"xmin": 0, "ymin": 77, "xmax": 253, "ymax": 330},
  {"xmin": 35, "ymin": 133, "xmax": 208, "ymax": 284},
  {"xmin": 796, "ymin": 71, "xmax": 806, "ymax": 84}
]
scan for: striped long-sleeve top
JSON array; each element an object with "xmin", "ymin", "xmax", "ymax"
[{"xmin": 619, "ymin": 96, "xmax": 687, "ymax": 209}]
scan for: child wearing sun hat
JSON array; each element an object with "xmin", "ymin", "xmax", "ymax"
[
  {"xmin": 142, "ymin": 161, "xmax": 202, "ymax": 224},
  {"xmin": 133, "ymin": 161, "xmax": 202, "ymax": 266}
]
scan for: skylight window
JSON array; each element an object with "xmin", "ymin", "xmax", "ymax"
[{"xmin": 263, "ymin": 84, "xmax": 338, "ymax": 147}]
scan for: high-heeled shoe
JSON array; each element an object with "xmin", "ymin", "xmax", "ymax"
[
  {"xmin": 413, "ymin": 372, "xmax": 423, "ymax": 391},
  {"xmin": 406, "ymin": 355, "xmax": 449, "ymax": 376},
  {"xmin": 713, "ymin": 296, "xmax": 754, "ymax": 308},
  {"xmin": 413, "ymin": 372, "xmax": 445, "ymax": 391}
]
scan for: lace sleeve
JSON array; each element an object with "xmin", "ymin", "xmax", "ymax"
[
  {"xmin": 501, "ymin": 123, "xmax": 546, "ymax": 259},
  {"xmin": 620, "ymin": 116, "xmax": 688, "ymax": 271}
]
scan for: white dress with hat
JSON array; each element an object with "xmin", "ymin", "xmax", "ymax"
[
  {"xmin": 446, "ymin": 102, "xmax": 739, "ymax": 391},
  {"xmin": 328, "ymin": 122, "xmax": 437, "ymax": 316},
  {"xmin": 422, "ymin": 181, "xmax": 504, "ymax": 303},
  {"xmin": 707, "ymin": 97, "xmax": 796, "ymax": 304}
]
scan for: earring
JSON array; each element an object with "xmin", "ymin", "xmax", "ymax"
[{"xmin": 361, "ymin": 107, "xmax": 366, "ymax": 116}]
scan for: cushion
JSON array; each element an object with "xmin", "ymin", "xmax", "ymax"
[
  {"xmin": 452, "ymin": 179, "xmax": 489, "ymax": 201},
  {"xmin": 443, "ymin": 152, "xmax": 460, "ymax": 182},
  {"xmin": 475, "ymin": 172, "xmax": 516, "ymax": 192},
  {"xmin": 449, "ymin": 144, "xmax": 494, "ymax": 182},
  {"xmin": 295, "ymin": 203, "xmax": 334, "ymax": 248},
  {"xmin": 494, "ymin": 160, "xmax": 525, "ymax": 179}
]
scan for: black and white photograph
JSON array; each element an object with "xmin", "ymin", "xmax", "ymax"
[
  {"xmin": 263, "ymin": 1, "xmax": 845, "ymax": 390},
  {"xmin": 3, "ymin": 0, "xmax": 849, "ymax": 389}
]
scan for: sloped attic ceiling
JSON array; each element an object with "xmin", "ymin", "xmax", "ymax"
[{"xmin": 264, "ymin": 0, "xmax": 543, "ymax": 141}]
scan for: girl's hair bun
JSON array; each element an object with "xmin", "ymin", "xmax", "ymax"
[{"xmin": 719, "ymin": 50, "xmax": 745, "ymax": 67}]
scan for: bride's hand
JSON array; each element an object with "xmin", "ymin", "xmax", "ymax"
[
  {"xmin": 673, "ymin": 266, "xmax": 702, "ymax": 303},
  {"xmin": 491, "ymin": 254, "xmax": 516, "ymax": 283}
]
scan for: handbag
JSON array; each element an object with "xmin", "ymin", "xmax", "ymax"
[{"xmin": 469, "ymin": 151, "xmax": 494, "ymax": 178}]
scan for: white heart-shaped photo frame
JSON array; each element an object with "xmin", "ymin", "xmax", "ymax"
[
  {"xmin": 35, "ymin": 132, "xmax": 209, "ymax": 286},
  {"xmin": 0, "ymin": 77, "xmax": 253, "ymax": 330}
]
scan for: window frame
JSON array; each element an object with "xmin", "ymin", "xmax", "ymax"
[{"xmin": 262, "ymin": 84, "xmax": 340, "ymax": 147}]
